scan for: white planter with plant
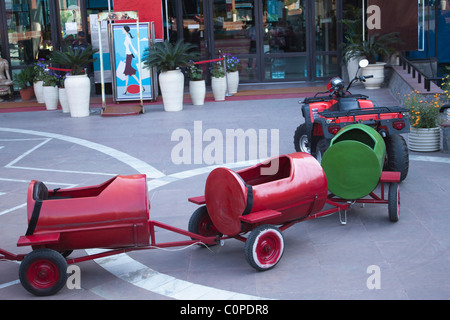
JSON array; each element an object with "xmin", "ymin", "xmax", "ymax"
[
  {"xmin": 210, "ymin": 62, "xmax": 226, "ymax": 101},
  {"xmin": 143, "ymin": 40, "xmax": 199, "ymax": 112},
  {"xmin": 51, "ymin": 45, "xmax": 98, "ymax": 117},
  {"xmin": 32, "ymin": 61, "xmax": 46, "ymax": 103},
  {"xmin": 223, "ymin": 53, "xmax": 241, "ymax": 95},
  {"xmin": 42, "ymin": 69, "xmax": 60, "ymax": 110},
  {"xmin": 342, "ymin": 32, "xmax": 402, "ymax": 89},
  {"xmin": 187, "ymin": 61, "xmax": 205, "ymax": 105}
]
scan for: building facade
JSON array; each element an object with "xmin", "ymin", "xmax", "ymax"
[{"xmin": 0, "ymin": 0, "xmax": 448, "ymax": 88}]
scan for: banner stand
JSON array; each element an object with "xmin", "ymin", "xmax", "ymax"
[{"xmin": 97, "ymin": 11, "xmax": 144, "ymax": 116}]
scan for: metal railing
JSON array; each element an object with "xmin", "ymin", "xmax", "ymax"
[{"xmin": 398, "ymin": 56, "xmax": 442, "ymax": 92}]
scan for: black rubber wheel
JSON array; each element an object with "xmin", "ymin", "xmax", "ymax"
[
  {"xmin": 188, "ymin": 206, "xmax": 221, "ymax": 246},
  {"xmin": 388, "ymin": 183, "xmax": 400, "ymax": 222},
  {"xmin": 293, "ymin": 124, "xmax": 310, "ymax": 153},
  {"xmin": 384, "ymin": 135, "xmax": 409, "ymax": 182},
  {"xmin": 313, "ymin": 138, "xmax": 330, "ymax": 163},
  {"xmin": 19, "ymin": 248, "xmax": 68, "ymax": 296},
  {"xmin": 245, "ymin": 225, "xmax": 284, "ymax": 271}
]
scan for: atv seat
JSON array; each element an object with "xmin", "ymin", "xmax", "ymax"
[{"xmin": 336, "ymin": 97, "xmax": 361, "ymax": 111}]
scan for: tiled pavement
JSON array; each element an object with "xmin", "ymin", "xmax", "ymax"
[{"xmin": 0, "ymin": 85, "xmax": 449, "ymax": 300}]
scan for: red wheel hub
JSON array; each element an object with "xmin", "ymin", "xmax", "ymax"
[
  {"xmin": 256, "ymin": 231, "xmax": 282, "ymax": 265},
  {"xmin": 27, "ymin": 260, "xmax": 59, "ymax": 289}
]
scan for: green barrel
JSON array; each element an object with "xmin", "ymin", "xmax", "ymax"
[{"xmin": 321, "ymin": 124, "xmax": 386, "ymax": 200}]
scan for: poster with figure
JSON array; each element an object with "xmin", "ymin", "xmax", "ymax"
[{"xmin": 110, "ymin": 22, "xmax": 153, "ymax": 101}]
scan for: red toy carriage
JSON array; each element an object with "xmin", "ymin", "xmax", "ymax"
[{"xmin": 1, "ymin": 146, "xmax": 400, "ymax": 296}]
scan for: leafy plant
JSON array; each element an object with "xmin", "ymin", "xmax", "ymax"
[
  {"xmin": 343, "ymin": 32, "xmax": 402, "ymax": 64},
  {"xmin": 404, "ymin": 90, "xmax": 442, "ymax": 128},
  {"xmin": 143, "ymin": 40, "xmax": 199, "ymax": 72},
  {"xmin": 42, "ymin": 69, "xmax": 60, "ymax": 87},
  {"xmin": 186, "ymin": 61, "xmax": 203, "ymax": 81},
  {"xmin": 16, "ymin": 66, "xmax": 35, "ymax": 89},
  {"xmin": 223, "ymin": 53, "xmax": 241, "ymax": 72},
  {"xmin": 32, "ymin": 60, "xmax": 46, "ymax": 82},
  {"xmin": 210, "ymin": 62, "xmax": 225, "ymax": 78},
  {"xmin": 50, "ymin": 45, "xmax": 98, "ymax": 75}
]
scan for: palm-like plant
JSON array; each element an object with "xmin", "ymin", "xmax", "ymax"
[
  {"xmin": 50, "ymin": 45, "xmax": 98, "ymax": 75},
  {"xmin": 343, "ymin": 32, "xmax": 402, "ymax": 64},
  {"xmin": 143, "ymin": 40, "xmax": 199, "ymax": 72}
]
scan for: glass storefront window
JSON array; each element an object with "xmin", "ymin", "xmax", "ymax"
[
  {"xmin": 58, "ymin": 0, "xmax": 82, "ymax": 48},
  {"xmin": 5, "ymin": 0, "xmax": 53, "ymax": 66},
  {"xmin": 264, "ymin": 55, "xmax": 307, "ymax": 80},
  {"xmin": 263, "ymin": 0, "xmax": 306, "ymax": 53},
  {"xmin": 315, "ymin": 0, "xmax": 337, "ymax": 52},
  {"xmin": 316, "ymin": 54, "xmax": 338, "ymax": 78}
]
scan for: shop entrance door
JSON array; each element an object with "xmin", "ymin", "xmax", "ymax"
[{"xmin": 173, "ymin": 0, "xmax": 340, "ymax": 82}]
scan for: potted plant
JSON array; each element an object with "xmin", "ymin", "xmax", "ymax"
[
  {"xmin": 210, "ymin": 61, "xmax": 226, "ymax": 101},
  {"xmin": 187, "ymin": 61, "xmax": 205, "ymax": 106},
  {"xmin": 143, "ymin": 39, "xmax": 199, "ymax": 112},
  {"xmin": 340, "ymin": 5, "xmax": 363, "ymax": 81},
  {"xmin": 50, "ymin": 45, "xmax": 98, "ymax": 117},
  {"xmin": 42, "ymin": 69, "xmax": 59, "ymax": 110},
  {"xmin": 404, "ymin": 90, "xmax": 442, "ymax": 152},
  {"xmin": 16, "ymin": 66, "xmax": 35, "ymax": 101},
  {"xmin": 223, "ymin": 53, "xmax": 241, "ymax": 95},
  {"xmin": 343, "ymin": 32, "xmax": 402, "ymax": 89},
  {"xmin": 32, "ymin": 60, "xmax": 46, "ymax": 103}
]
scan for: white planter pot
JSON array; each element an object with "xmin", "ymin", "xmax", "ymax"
[
  {"xmin": 65, "ymin": 74, "xmax": 91, "ymax": 117},
  {"xmin": 43, "ymin": 86, "xmax": 59, "ymax": 110},
  {"xmin": 226, "ymin": 71, "xmax": 239, "ymax": 94},
  {"xmin": 361, "ymin": 62, "xmax": 386, "ymax": 89},
  {"xmin": 346, "ymin": 56, "xmax": 361, "ymax": 82},
  {"xmin": 59, "ymin": 88, "xmax": 70, "ymax": 113},
  {"xmin": 33, "ymin": 81, "xmax": 45, "ymax": 103},
  {"xmin": 211, "ymin": 76, "xmax": 226, "ymax": 101},
  {"xmin": 408, "ymin": 127, "xmax": 441, "ymax": 152},
  {"xmin": 159, "ymin": 69, "xmax": 184, "ymax": 112},
  {"xmin": 189, "ymin": 80, "xmax": 206, "ymax": 106}
]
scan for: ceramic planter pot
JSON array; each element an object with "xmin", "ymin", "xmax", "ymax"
[
  {"xmin": 19, "ymin": 86, "xmax": 34, "ymax": 101},
  {"xmin": 408, "ymin": 127, "xmax": 441, "ymax": 152},
  {"xmin": 211, "ymin": 76, "xmax": 226, "ymax": 101},
  {"xmin": 159, "ymin": 69, "xmax": 184, "ymax": 112},
  {"xmin": 361, "ymin": 62, "xmax": 386, "ymax": 89},
  {"xmin": 43, "ymin": 86, "xmax": 59, "ymax": 110},
  {"xmin": 189, "ymin": 80, "xmax": 206, "ymax": 106},
  {"xmin": 33, "ymin": 80, "xmax": 44, "ymax": 103},
  {"xmin": 65, "ymin": 74, "xmax": 91, "ymax": 117},
  {"xmin": 59, "ymin": 88, "xmax": 70, "ymax": 113},
  {"xmin": 226, "ymin": 71, "xmax": 239, "ymax": 94}
]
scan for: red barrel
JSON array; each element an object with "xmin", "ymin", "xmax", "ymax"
[
  {"xmin": 205, "ymin": 153, "xmax": 328, "ymax": 236},
  {"xmin": 25, "ymin": 174, "xmax": 150, "ymax": 251}
]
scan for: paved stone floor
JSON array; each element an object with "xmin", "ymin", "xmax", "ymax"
[{"xmin": 0, "ymin": 87, "xmax": 449, "ymax": 300}]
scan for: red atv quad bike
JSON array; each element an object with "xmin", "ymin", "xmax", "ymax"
[{"xmin": 294, "ymin": 59, "xmax": 410, "ymax": 181}]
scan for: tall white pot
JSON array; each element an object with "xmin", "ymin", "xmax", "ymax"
[
  {"xmin": 226, "ymin": 71, "xmax": 239, "ymax": 94},
  {"xmin": 33, "ymin": 80, "xmax": 45, "ymax": 103},
  {"xmin": 361, "ymin": 62, "xmax": 386, "ymax": 89},
  {"xmin": 59, "ymin": 87, "xmax": 70, "ymax": 113},
  {"xmin": 211, "ymin": 76, "xmax": 226, "ymax": 101},
  {"xmin": 159, "ymin": 69, "xmax": 184, "ymax": 112},
  {"xmin": 65, "ymin": 74, "xmax": 91, "ymax": 117},
  {"xmin": 189, "ymin": 80, "xmax": 206, "ymax": 106},
  {"xmin": 43, "ymin": 86, "xmax": 59, "ymax": 110}
]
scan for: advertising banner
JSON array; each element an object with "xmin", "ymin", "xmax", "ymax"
[{"xmin": 367, "ymin": 0, "xmax": 418, "ymax": 51}]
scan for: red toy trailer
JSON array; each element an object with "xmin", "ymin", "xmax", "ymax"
[
  {"xmin": 1, "ymin": 152, "xmax": 400, "ymax": 296},
  {"xmin": 1, "ymin": 174, "xmax": 218, "ymax": 296}
]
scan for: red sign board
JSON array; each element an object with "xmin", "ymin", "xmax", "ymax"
[{"xmin": 367, "ymin": 0, "xmax": 418, "ymax": 51}]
